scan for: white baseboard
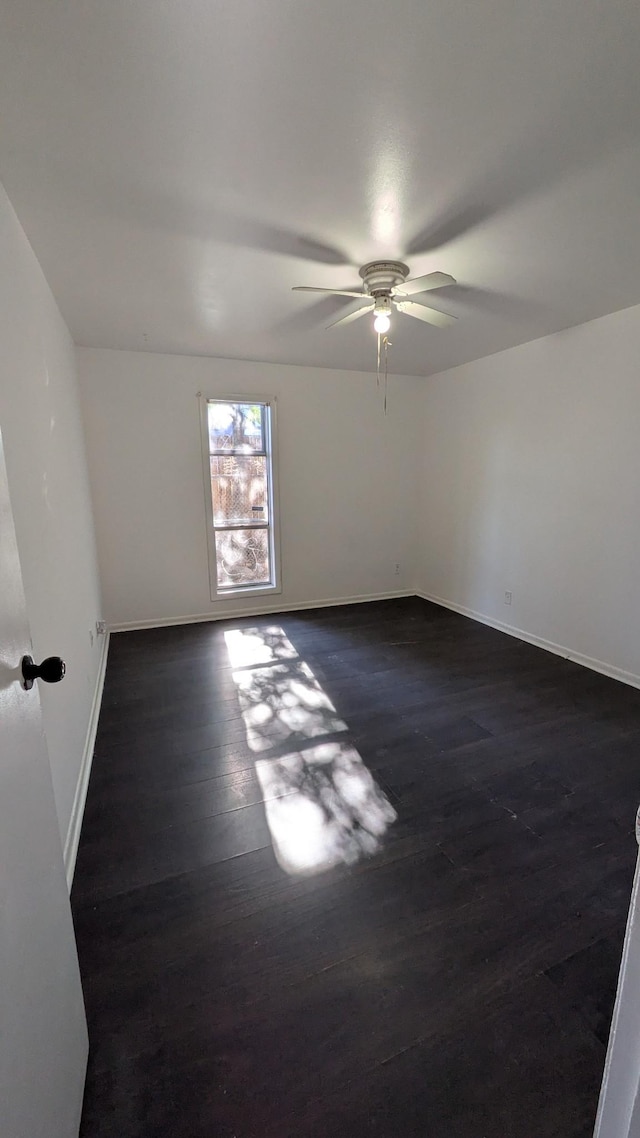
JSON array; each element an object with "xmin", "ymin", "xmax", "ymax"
[
  {"xmin": 416, "ymin": 590, "xmax": 640, "ymax": 692},
  {"xmin": 63, "ymin": 632, "xmax": 110, "ymax": 889},
  {"xmin": 108, "ymin": 589, "xmax": 414, "ymax": 633}
]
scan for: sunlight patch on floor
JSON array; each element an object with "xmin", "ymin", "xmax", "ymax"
[
  {"xmin": 255, "ymin": 741, "xmax": 397, "ymax": 876},
  {"xmin": 224, "ymin": 626, "xmax": 298, "ymax": 669},
  {"xmin": 225, "ymin": 627, "xmax": 397, "ymax": 875},
  {"xmin": 232, "ymin": 660, "xmax": 348, "ymax": 751}
]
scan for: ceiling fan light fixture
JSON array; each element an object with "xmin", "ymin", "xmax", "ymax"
[{"xmin": 373, "ymin": 296, "xmax": 392, "ymax": 335}]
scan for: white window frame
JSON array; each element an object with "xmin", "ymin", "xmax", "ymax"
[{"xmin": 199, "ymin": 394, "xmax": 282, "ymax": 600}]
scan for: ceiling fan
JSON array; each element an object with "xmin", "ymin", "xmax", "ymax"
[{"xmin": 292, "ymin": 261, "xmax": 457, "ymax": 334}]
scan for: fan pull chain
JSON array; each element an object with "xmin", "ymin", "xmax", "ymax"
[
  {"xmin": 376, "ymin": 332, "xmax": 391, "ymax": 412},
  {"xmin": 384, "ymin": 333, "xmax": 389, "ymax": 413}
]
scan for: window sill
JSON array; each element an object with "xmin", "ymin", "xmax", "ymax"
[{"xmin": 214, "ymin": 582, "xmax": 282, "ymax": 600}]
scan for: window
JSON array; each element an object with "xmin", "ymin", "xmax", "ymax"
[{"xmin": 201, "ymin": 397, "xmax": 280, "ymax": 598}]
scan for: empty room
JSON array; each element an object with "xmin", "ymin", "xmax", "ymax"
[{"xmin": 3, "ymin": 2, "xmax": 640, "ymax": 1136}]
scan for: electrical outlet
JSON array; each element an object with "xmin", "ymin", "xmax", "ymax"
[
  {"xmin": 394, "ymin": 563, "xmax": 401, "ymax": 575},
  {"xmin": 96, "ymin": 620, "xmax": 107, "ymax": 635},
  {"xmin": 504, "ymin": 591, "xmax": 512, "ymax": 605}
]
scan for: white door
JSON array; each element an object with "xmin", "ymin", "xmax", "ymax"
[
  {"xmin": 0, "ymin": 426, "xmax": 88, "ymax": 1138},
  {"xmin": 594, "ymin": 825, "xmax": 640, "ymax": 1138}
]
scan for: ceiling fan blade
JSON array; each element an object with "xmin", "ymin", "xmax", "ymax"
[
  {"xmin": 395, "ymin": 271, "xmax": 456, "ymax": 297},
  {"xmin": 396, "ymin": 300, "xmax": 457, "ymax": 328},
  {"xmin": 327, "ymin": 303, "xmax": 374, "ymax": 329},
  {"xmin": 292, "ymin": 286, "xmax": 366, "ymax": 298}
]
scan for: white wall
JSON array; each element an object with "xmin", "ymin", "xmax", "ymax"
[
  {"xmin": 77, "ymin": 347, "xmax": 421, "ymax": 629},
  {"xmin": 418, "ymin": 302, "xmax": 640, "ymax": 686},
  {"xmin": 0, "ymin": 182, "xmax": 104, "ymax": 852}
]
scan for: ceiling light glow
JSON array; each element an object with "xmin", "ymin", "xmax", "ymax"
[{"xmin": 374, "ymin": 312, "xmax": 391, "ymax": 334}]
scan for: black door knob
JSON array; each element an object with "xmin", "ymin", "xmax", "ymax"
[{"xmin": 21, "ymin": 655, "xmax": 66, "ymax": 690}]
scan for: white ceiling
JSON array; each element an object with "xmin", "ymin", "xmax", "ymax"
[{"xmin": 1, "ymin": 0, "xmax": 640, "ymax": 377}]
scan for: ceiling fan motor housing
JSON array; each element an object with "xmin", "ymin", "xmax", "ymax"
[{"xmin": 359, "ymin": 260, "xmax": 410, "ymax": 297}]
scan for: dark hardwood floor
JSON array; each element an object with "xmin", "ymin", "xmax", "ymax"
[{"xmin": 72, "ymin": 597, "xmax": 640, "ymax": 1137}]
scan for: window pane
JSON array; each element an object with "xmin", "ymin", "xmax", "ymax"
[
  {"xmin": 208, "ymin": 402, "xmax": 265, "ymax": 452},
  {"xmin": 215, "ymin": 529, "xmax": 271, "ymax": 588},
  {"xmin": 211, "ymin": 455, "xmax": 268, "ymax": 526}
]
